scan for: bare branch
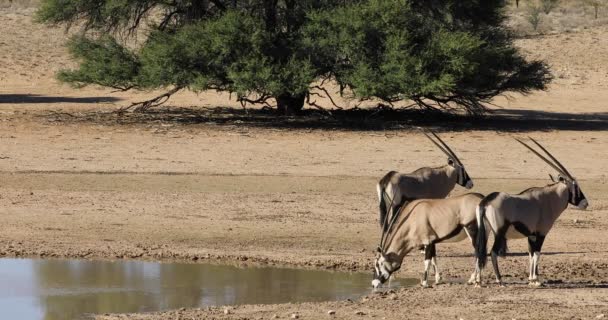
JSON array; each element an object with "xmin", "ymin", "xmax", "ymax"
[
  {"xmin": 305, "ymin": 93, "xmax": 333, "ymax": 117},
  {"xmin": 117, "ymin": 86, "xmax": 183, "ymax": 113},
  {"xmin": 310, "ymin": 85, "xmax": 343, "ymax": 110}
]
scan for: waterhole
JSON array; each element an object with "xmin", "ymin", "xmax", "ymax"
[{"xmin": 0, "ymin": 258, "xmax": 415, "ymax": 319}]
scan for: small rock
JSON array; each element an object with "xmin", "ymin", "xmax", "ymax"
[
  {"xmin": 328, "ymin": 310, "xmax": 336, "ymax": 316},
  {"xmin": 291, "ymin": 313, "xmax": 299, "ymax": 319},
  {"xmin": 271, "ymin": 315, "xmax": 279, "ymax": 319},
  {"xmin": 223, "ymin": 308, "xmax": 230, "ymax": 315},
  {"xmin": 596, "ymin": 314, "xmax": 605, "ymax": 319},
  {"xmin": 355, "ymin": 311, "xmax": 366, "ymax": 316}
]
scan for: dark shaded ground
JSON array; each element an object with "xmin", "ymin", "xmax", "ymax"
[
  {"xmin": 40, "ymin": 106, "xmax": 608, "ymax": 132},
  {"xmin": 0, "ymin": 94, "xmax": 121, "ymax": 104}
]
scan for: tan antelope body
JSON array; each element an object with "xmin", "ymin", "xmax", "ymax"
[
  {"xmin": 378, "ymin": 132, "xmax": 473, "ymax": 233},
  {"xmin": 475, "ymin": 138, "xmax": 589, "ymax": 286},
  {"xmin": 372, "ymin": 193, "xmax": 485, "ymax": 288}
]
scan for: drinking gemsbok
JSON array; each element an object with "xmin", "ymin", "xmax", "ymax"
[{"xmin": 372, "ymin": 192, "xmax": 485, "ymax": 288}]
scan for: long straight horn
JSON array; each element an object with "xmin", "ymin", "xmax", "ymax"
[
  {"xmin": 422, "ymin": 131, "xmax": 454, "ymax": 161},
  {"xmin": 528, "ymin": 137, "xmax": 573, "ymax": 179},
  {"xmin": 430, "ymin": 131, "xmax": 462, "ymax": 165},
  {"xmin": 379, "ymin": 188, "xmax": 397, "ymax": 250},
  {"xmin": 515, "ymin": 138, "xmax": 568, "ymax": 177}
]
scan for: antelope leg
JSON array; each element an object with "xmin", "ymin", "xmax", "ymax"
[
  {"xmin": 528, "ymin": 235, "xmax": 546, "ymax": 286},
  {"xmin": 491, "ymin": 235, "xmax": 505, "ymax": 286},
  {"xmin": 422, "ymin": 245, "xmax": 433, "ymax": 288}
]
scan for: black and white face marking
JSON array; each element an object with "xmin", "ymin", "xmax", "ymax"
[
  {"xmin": 372, "ymin": 250, "xmax": 401, "ymax": 288},
  {"xmin": 558, "ymin": 176, "xmax": 588, "ymax": 210},
  {"xmin": 449, "ymin": 159, "xmax": 473, "ymax": 189},
  {"xmin": 569, "ymin": 181, "xmax": 588, "ymax": 209}
]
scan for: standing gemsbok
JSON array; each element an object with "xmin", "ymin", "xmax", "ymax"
[
  {"xmin": 372, "ymin": 192, "xmax": 485, "ymax": 289},
  {"xmin": 474, "ymin": 137, "xmax": 589, "ymax": 287},
  {"xmin": 377, "ymin": 131, "xmax": 474, "ymax": 233}
]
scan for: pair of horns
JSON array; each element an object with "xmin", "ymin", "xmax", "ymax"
[
  {"xmin": 515, "ymin": 137, "xmax": 574, "ymax": 181},
  {"xmin": 379, "ymin": 130, "xmax": 463, "ymax": 252},
  {"xmin": 422, "ymin": 130, "xmax": 462, "ymax": 166},
  {"xmin": 379, "ymin": 187, "xmax": 398, "ymax": 252}
]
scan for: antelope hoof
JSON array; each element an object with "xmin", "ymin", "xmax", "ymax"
[
  {"xmin": 421, "ymin": 281, "xmax": 430, "ymax": 288},
  {"xmin": 496, "ymin": 280, "xmax": 505, "ymax": 287},
  {"xmin": 467, "ymin": 277, "xmax": 476, "ymax": 285},
  {"xmin": 435, "ymin": 276, "xmax": 442, "ymax": 285},
  {"xmin": 474, "ymin": 282, "xmax": 482, "ymax": 288},
  {"xmin": 528, "ymin": 280, "xmax": 543, "ymax": 287}
]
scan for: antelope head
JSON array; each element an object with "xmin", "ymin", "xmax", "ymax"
[
  {"xmin": 372, "ymin": 247, "xmax": 401, "ymax": 288},
  {"xmin": 423, "ymin": 130, "xmax": 473, "ymax": 189},
  {"xmin": 373, "ymin": 189, "xmax": 404, "ymax": 288},
  {"xmin": 516, "ymin": 137, "xmax": 588, "ymax": 210}
]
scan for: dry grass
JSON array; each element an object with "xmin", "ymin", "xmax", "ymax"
[{"xmin": 507, "ymin": 0, "xmax": 608, "ymax": 36}]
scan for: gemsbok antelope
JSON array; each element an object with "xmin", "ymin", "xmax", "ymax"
[
  {"xmin": 372, "ymin": 192, "xmax": 485, "ymax": 289},
  {"xmin": 474, "ymin": 137, "xmax": 589, "ymax": 287},
  {"xmin": 377, "ymin": 131, "xmax": 474, "ymax": 234}
]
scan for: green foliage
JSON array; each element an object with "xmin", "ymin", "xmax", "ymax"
[
  {"xmin": 58, "ymin": 35, "xmax": 140, "ymax": 90},
  {"xmin": 306, "ymin": 0, "xmax": 550, "ymax": 113},
  {"xmin": 37, "ymin": 0, "xmax": 551, "ymax": 115},
  {"xmin": 526, "ymin": 3, "xmax": 543, "ymax": 31}
]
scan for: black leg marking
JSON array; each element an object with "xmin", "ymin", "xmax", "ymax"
[
  {"xmin": 491, "ymin": 229, "xmax": 508, "ymax": 284},
  {"xmin": 528, "ymin": 234, "xmax": 546, "ymax": 277},
  {"xmin": 423, "ymin": 245, "xmax": 432, "ymax": 285},
  {"xmin": 425, "ymin": 244, "xmax": 436, "ymax": 260},
  {"xmin": 465, "ymin": 222, "xmax": 478, "ymax": 248}
]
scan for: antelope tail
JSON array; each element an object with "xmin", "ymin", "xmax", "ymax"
[
  {"xmin": 377, "ymin": 171, "xmax": 397, "ymax": 230},
  {"xmin": 475, "ymin": 204, "xmax": 488, "ymax": 269}
]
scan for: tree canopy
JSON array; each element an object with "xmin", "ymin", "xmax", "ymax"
[{"xmin": 37, "ymin": 0, "xmax": 551, "ymax": 115}]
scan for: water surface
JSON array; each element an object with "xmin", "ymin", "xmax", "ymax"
[{"xmin": 0, "ymin": 258, "xmax": 414, "ymax": 320}]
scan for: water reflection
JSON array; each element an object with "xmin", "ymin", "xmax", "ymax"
[{"xmin": 0, "ymin": 258, "xmax": 415, "ymax": 320}]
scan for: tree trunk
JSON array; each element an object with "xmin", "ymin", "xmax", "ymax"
[{"xmin": 276, "ymin": 93, "xmax": 306, "ymax": 115}]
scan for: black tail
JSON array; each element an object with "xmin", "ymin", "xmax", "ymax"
[
  {"xmin": 475, "ymin": 204, "xmax": 488, "ymax": 269},
  {"xmin": 377, "ymin": 171, "xmax": 397, "ymax": 230}
]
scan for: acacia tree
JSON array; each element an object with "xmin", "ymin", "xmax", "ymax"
[{"xmin": 37, "ymin": 0, "xmax": 551, "ymax": 115}]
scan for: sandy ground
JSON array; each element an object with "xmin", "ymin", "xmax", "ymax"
[{"xmin": 1, "ymin": 6, "xmax": 608, "ymax": 320}]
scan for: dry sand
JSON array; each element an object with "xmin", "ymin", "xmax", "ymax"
[{"xmin": 1, "ymin": 7, "xmax": 608, "ymax": 320}]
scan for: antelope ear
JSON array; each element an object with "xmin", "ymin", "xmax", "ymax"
[{"xmin": 549, "ymin": 174, "xmax": 556, "ymax": 182}]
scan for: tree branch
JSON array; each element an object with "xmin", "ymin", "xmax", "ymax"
[
  {"xmin": 117, "ymin": 86, "xmax": 183, "ymax": 113},
  {"xmin": 310, "ymin": 85, "xmax": 343, "ymax": 110}
]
